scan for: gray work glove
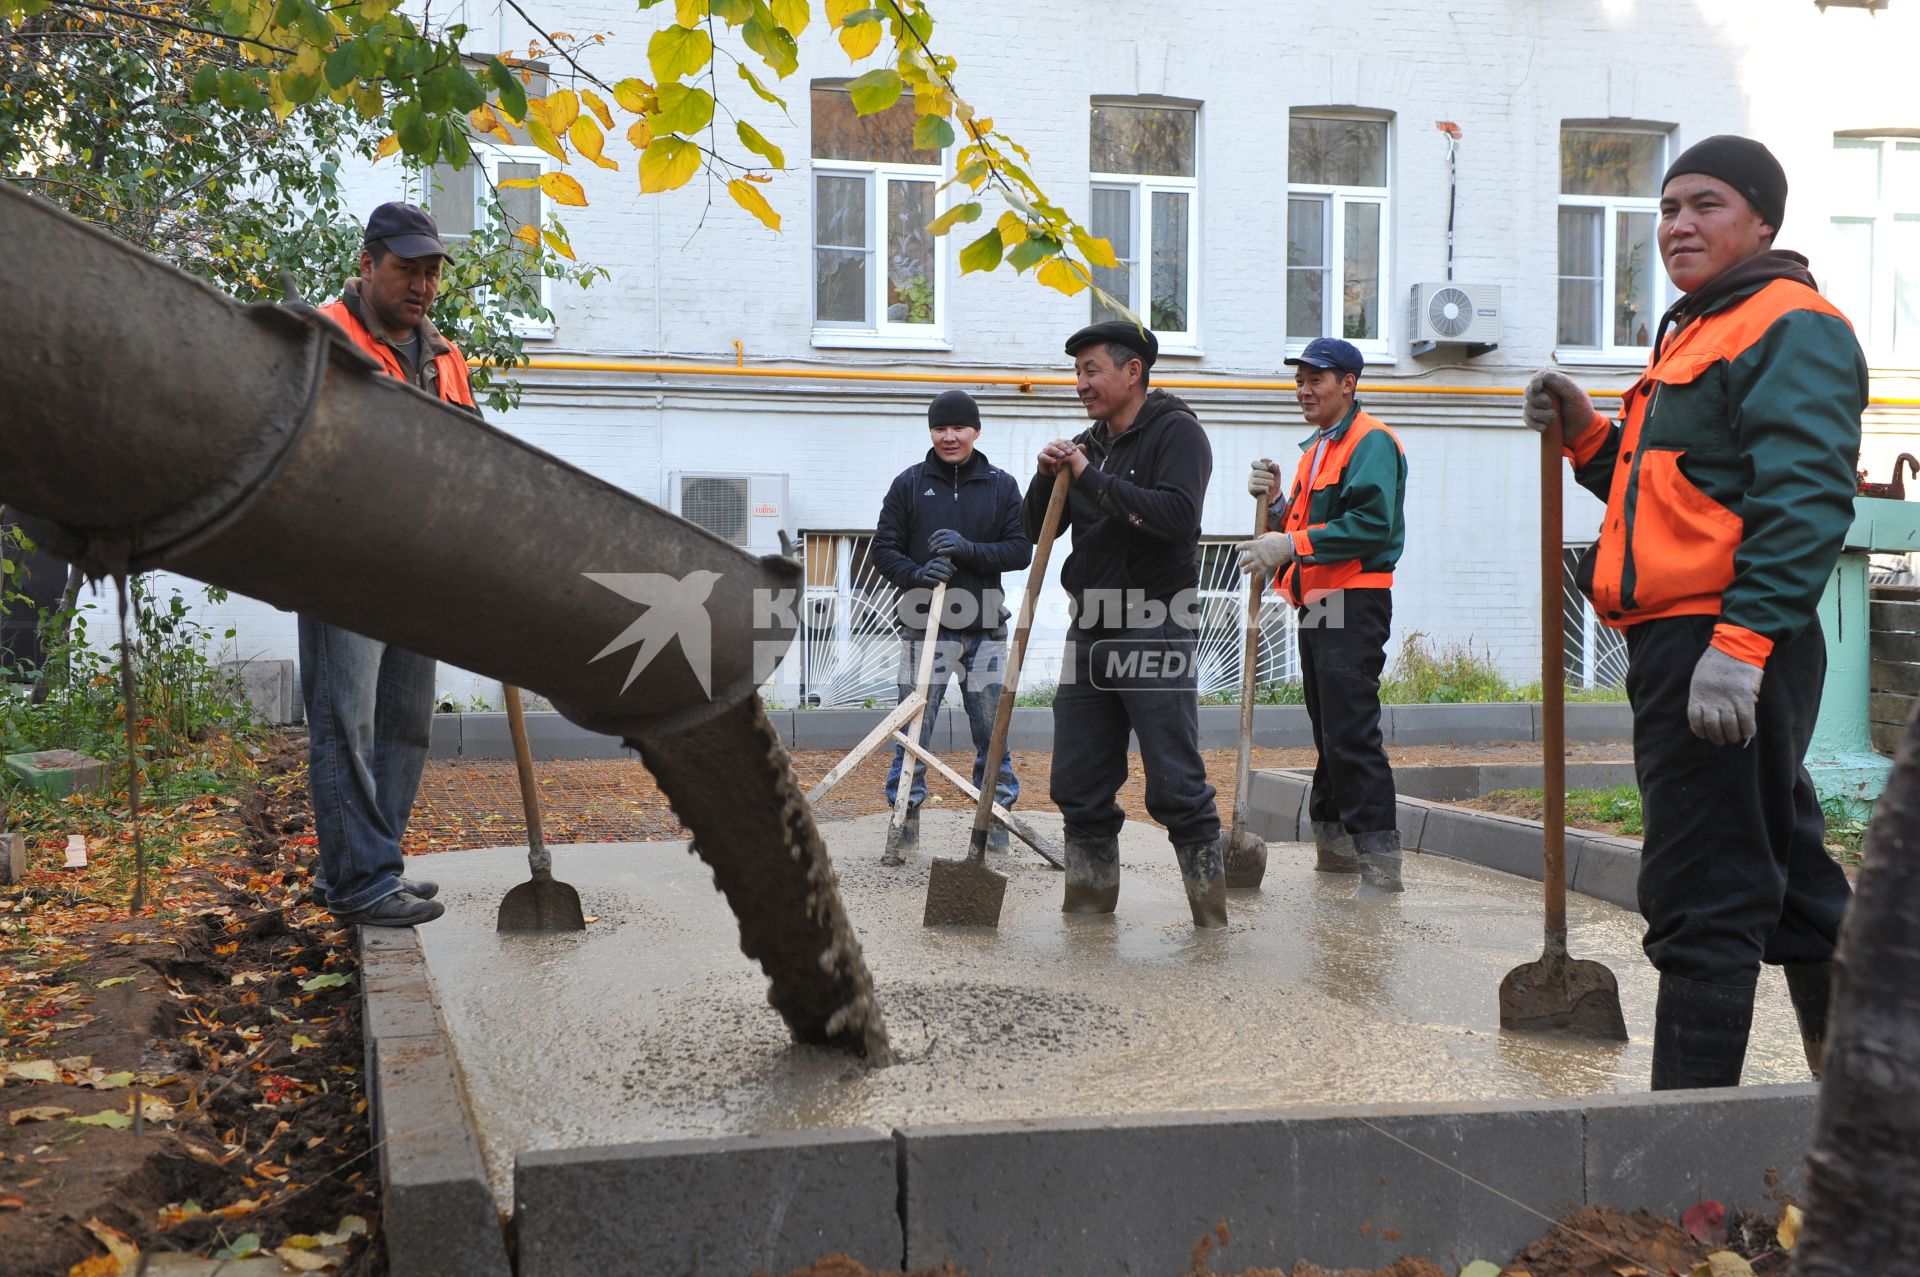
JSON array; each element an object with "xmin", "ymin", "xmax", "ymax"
[
  {"xmin": 1234, "ymin": 532, "xmax": 1295, "ymax": 576},
  {"xmin": 926, "ymin": 527, "xmax": 975, "ymax": 563},
  {"xmin": 915, "ymin": 556, "xmax": 956, "ymax": 585},
  {"xmin": 1247, "ymin": 458, "xmax": 1282, "ymax": 500},
  {"xmin": 1524, "ymin": 369, "xmax": 1597, "ymax": 437},
  {"xmin": 1687, "ymin": 646, "xmax": 1764, "ymax": 746}
]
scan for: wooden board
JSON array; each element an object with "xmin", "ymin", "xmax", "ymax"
[
  {"xmin": 1871, "ymin": 659, "xmax": 1920, "ymax": 697},
  {"xmin": 1872, "ymin": 719, "xmax": 1908, "ymax": 757},
  {"xmin": 1871, "ymin": 598, "xmax": 1920, "ymax": 634},
  {"xmin": 1871, "ymin": 582, "xmax": 1920, "ymax": 602},
  {"xmin": 1871, "ymin": 630, "xmax": 1920, "ymax": 665},
  {"xmin": 1872, "ymin": 691, "xmax": 1918, "ymax": 727}
]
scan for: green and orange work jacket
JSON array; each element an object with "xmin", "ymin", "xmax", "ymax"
[
  {"xmin": 1564, "ymin": 269, "xmax": 1866, "ymax": 669},
  {"xmin": 1267, "ymin": 401, "xmax": 1408, "ymax": 607},
  {"xmin": 320, "ymin": 279, "xmax": 478, "ymax": 411}
]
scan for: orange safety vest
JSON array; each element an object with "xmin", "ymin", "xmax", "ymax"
[
  {"xmin": 319, "ymin": 298, "xmax": 477, "ymax": 409},
  {"xmin": 1273, "ymin": 409, "xmax": 1403, "ymax": 607}
]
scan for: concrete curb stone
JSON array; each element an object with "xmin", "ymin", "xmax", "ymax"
[{"xmin": 1583, "ymin": 1083, "xmax": 1819, "ymax": 1216}]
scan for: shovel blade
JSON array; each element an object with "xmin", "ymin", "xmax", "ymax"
[
  {"xmin": 922, "ymin": 855, "xmax": 1008, "ymax": 928},
  {"xmin": 1499, "ymin": 950, "xmax": 1628, "ymax": 1040},
  {"xmin": 496, "ymin": 874, "xmax": 587, "ymax": 933},
  {"xmin": 1223, "ymin": 825, "xmax": 1268, "ymax": 890}
]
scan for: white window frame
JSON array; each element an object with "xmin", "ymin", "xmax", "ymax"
[
  {"xmin": 1285, "ymin": 113, "xmax": 1392, "ymax": 362},
  {"xmin": 1829, "ymin": 134, "xmax": 1920, "ymax": 367},
  {"xmin": 422, "ymin": 143, "xmax": 557, "ymax": 341},
  {"xmin": 810, "ymin": 157, "xmax": 950, "ymax": 350},
  {"xmin": 1088, "ymin": 102, "xmax": 1202, "ymax": 353},
  {"xmin": 1554, "ymin": 127, "xmax": 1669, "ymax": 367}
]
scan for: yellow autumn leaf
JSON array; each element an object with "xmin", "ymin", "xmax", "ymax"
[
  {"xmin": 373, "ymin": 133, "xmax": 400, "ymax": 160},
  {"xmin": 838, "ymin": 17, "xmax": 883, "ymax": 60},
  {"xmin": 627, "ymin": 118, "xmax": 654, "ymax": 150},
  {"xmin": 1037, "ymin": 256, "xmax": 1089, "ymax": 296},
  {"xmin": 996, "ymin": 210, "xmax": 1026, "ymax": 249},
  {"xmin": 580, "ymin": 87, "xmax": 613, "ymax": 129},
  {"xmin": 612, "ymin": 77, "xmax": 652, "ymax": 114},
  {"xmin": 469, "ymin": 103, "xmax": 513, "ymax": 145},
  {"xmin": 824, "ymin": 0, "xmax": 861, "ymax": 27},
  {"xmin": 728, "ymin": 178, "xmax": 780, "ymax": 231},
  {"xmin": 1073, "ymin": 226, "xmax": 1120, "ymax": 269},
  {"xmin": 1777, "ymin": 1203, "xmax": 1803, "ymax": 1251},
  {"xmin": 497, "ymin": 177, "xmax": 541, "ymax": 189},
  {"xmin": 525, "ymin": 115, "xmax": 567, "ymax": 163},
  {"xmin": 769, "ymin": 0, "xmax": 808, "ymax": 34},
  {"xmin": 640, "ymin": 136, "xmax": 700, "ymax": 192},
  {"xmin": 538, "ymin": 171, "xmax": 588, "ymax": 206},
  {"xmin": 513, "ymin": 224, "xmax": 541, "ymax": 247},
  {"xmin": 543, "ymin": 89, "xmax": 579, "ymax": 134},
  {"xmin": 542, "ymin": 229, "xmax": 577, "ymax": 260},
  {"xmin": 570, "ymin": 117, "xmax": 617, "ymax": 169}
]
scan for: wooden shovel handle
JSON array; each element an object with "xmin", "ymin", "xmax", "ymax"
[
  {"xmin": 1234, "ymin": 490, "xmax": 1267, "ymax": 815},
  {"xmin": 503, "ymin": 685, "xmax": 549, "ymax": 873},
  {"xmin": 1540, "ymin": 413, "xmax": 1567, "ymax": 946}
]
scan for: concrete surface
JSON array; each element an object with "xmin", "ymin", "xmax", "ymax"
[
  {"xmin": 1583, "ymin": 1083, "xmax": 1819, "ymax": 1217},
  {"xmin": 407, "ymin": 810, "xmax": 1806, "ymax": 1211}
]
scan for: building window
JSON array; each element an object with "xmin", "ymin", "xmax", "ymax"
[
  {"xmin": 1828, "ymin": 135, "xmax": 1920, "ymax": 363},
  {"xmin": 427, "ymin": 145, "xmax": 556, "ymax": 339},
  {"xmin": 1557, "ymin": 127, "xmax": 1667, "ymax": 359},
  {"xmin": 1286, "ymin": 114, "xmax": 1390, "ymax": 354},
  {"xmin": 1088, "ymin": 101, "xmax": 1200, "ymax": 346},
  {"xmin": 811, "ymin": 83, "xmax": 945, "ymax": 345}
]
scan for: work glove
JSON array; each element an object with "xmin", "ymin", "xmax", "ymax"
[
  {"xmin": 915, "ymin": 556, "xmax": 956, "ymax": 585},
  {"xmin": 1247, "ymin": 458, "xmax": 1282, "ymax": 500},
  {"xmin": 1234, "ymin": 533, "xmax": 1295, "ymax": 577},
  {"xmin": 1524, "ymin": 369, "xmax": 1597, "ymax": 438},
  {"xmin": 926, "ymin": 528, "xmax": 974, "ymax": 563},
  {"xmin": 1687, "ymin": 646, "xmax": 1764, "ymax": 747}
]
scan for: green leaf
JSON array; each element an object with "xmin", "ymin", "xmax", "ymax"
[
  {"xmin": 735, "ymin": 63, "xmax": 788, "ymax": 111},
  {"xmin": 96, "ymin": 977, "xmax": 134, "ymax": 989},
  {"xmin": 958, "ymin": 228, "xmax": 1003, "ymax": 274},
  {"xmin": 217, "ymin": 1233, "xmax": 263, "ymax": 1261},
  {"xmin": 69, "ymin": 1109, "xmax": 133, "ymax": 1129},
  {"xmin": 1458, "ymin": 1264, "xmax": 1503, "ymax": 1277},
  {"xmin": 393, "ymin": 101, "xmax": 433, "ymax": 156},
  {"xmin": 912, "ymin": 113, "xmax": 954, "ymax": 151},
  {"xmin": 846, "ymin": 68, "xmax": 903, "ymax": 116},
  {"xmin": 710, "ymin": 0, "xmax": 752, "ymax": 22},
  {"xmin": 735, "ymin": 120, "xmax": 784, "ymax": 169},
  {"xmin": 925, "ymin": 200, "xmax": 980, "ymax": 235},
  {"xmin": 324, "ymin": 42, "xmax": 358, "ymax": 90},
  {"xmin": 300, "ymin": 972, "xmax": 353, "ymax": 991},
  {"xmin": 648, "ymin": 23, "xmax": 714, "ymax": 83},
  {"xmin": 650, "ymin": 83, "xmax": 714, "ymax": 135},
  {"xmin": 449, "ymin": 65, "xmax": 488, "ymax": 112},
  {"xmin": 741, "ymin": 12, "xmax": 799, "ymax": 77},
  {"xmin": 639, "ymin": 136, "xmax": 701, "ymax": 192},
  {"xmin": 488, "ymin": 57, "xmax": 527, "ymax": 122},
  {"xmin": 1006, "ymin": 233, "xmax": 1061, "ymax": 273}
]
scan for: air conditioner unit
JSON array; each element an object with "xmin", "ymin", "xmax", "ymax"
[
  {"xmin": 667, "ymin": 472, "xmax": 790, "ymax": 556},
  {"xmin": 1408, "ymin": 282, "xmax": 1501, "ymax": 356}
]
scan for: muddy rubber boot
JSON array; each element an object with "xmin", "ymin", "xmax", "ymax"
[
  {"xmin": 881, "ymin": 805, "xmax": 920, "ymax": 864},
  {"xmin": 1174, "ymin": 838, "xmax": 1229, "ymax": 929},
  {"xmin": 1062, "ymin": 835, "xmax": 1120, "ymax": 914},
  {"xmin": 986, "ymin": 822, "xmax": 1011, "ymax": 855},
  {"xmin": 1783, "ymin": 961, "xmax": 1834, "ymax": 1079},
  {"xmin": 1311, "ymin": 821, "xmax": 1360, "ymax": 874},
  {"xmin": 1650, "ymin": 973, "xmax": 1755, "ymax": 1091},
  {"xmin": 1353, "ymin": 829, "xmax": 1405, "ymax": 896}
]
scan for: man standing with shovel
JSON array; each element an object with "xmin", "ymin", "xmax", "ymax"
[
  {"xmin": 871, "ymin": 391, "xmax": 1032, "ymax": 860},
  {"xmin": 1525, "ymin": 136, "xmax": 1866, "ymax": 1089}
]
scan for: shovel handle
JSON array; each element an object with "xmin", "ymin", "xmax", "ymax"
[
  {"xmin": 1540, "ymin": 411, "xmax": 1567, "ymax": 944},
  {"xmin": 971, "ymin": 469, "xmax": 1072, "ymax": 849},
  {"xmin": 1233, "ymin": 491, "xmax": 1267, "ymax": 816},
  {"xmin": 503, "ymin": 684, "xmax": 550, "ymax": 874}
]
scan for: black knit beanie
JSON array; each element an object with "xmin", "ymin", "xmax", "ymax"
[
  {"xmin": 1663, "ymin": 135, "xmax": 1788, "ymax": 232},
  {"xmin": 927, "ymin": 389, "xmax": 980, "ymax": 430}
]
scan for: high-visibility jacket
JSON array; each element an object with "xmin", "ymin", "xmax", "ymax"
[
  {"xmin": 1565, "ymin": 272, "xmax": 1866, "ymax": 668},
  {"xmin": 1270, "ymin": 402, "xmax": 1407, "ymax": 607},
  {"xmin": 320, "ymin": 286, "xmax": 477, "ymax": 410}
]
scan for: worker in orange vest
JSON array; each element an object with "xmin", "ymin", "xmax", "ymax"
[{"xmin": 303, "ymin": 202, "xmax": 478, "ymax": 928}]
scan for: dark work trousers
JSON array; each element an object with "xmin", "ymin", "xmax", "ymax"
[
  {"xmin": 1298, "ymin": 588, "xmax": 1397, "ymax": 835},
  {"xmin": 1050, "ymin": 619, "xmax": 1220, "ymax": 846},
  {"xmin": 1627, "ymin": 614, "xmax": 1851, "ymax": 988}
]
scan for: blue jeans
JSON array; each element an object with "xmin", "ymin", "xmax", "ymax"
[
  {"xmin": 299, "ymin": 617, "xmax": 436, "ymax": 913},
  {"xmin": 884, "ymin": 631, "xmax": 1019, "ymax": 810}
]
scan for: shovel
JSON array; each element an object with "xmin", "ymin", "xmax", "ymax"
[
  {"xmin": 1498, "ymin": 411, "xmax": 1626, "ymax": 1039},
  {"xmin": 1223, "ymin": 486, "xmax": 1271, "ymax": 888},
  {"xmin": 924, "ymin": 468, "xmax": 1071, "ymax": 927},
  {"xmin": 495, "ymin": 684, "xmax": 587, "ymax": 933},
  {"xmin": 883, "ymin": 580, "xmax": 946, "ymax": 866}
]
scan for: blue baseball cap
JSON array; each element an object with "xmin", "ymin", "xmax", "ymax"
[
  {"xmin": 364, "ymin": 201, "xmax": 449, "ymax": 260},
  {"xmin": 1285, "ymin": 337, "xmax": 1365, "ymax": 378}
]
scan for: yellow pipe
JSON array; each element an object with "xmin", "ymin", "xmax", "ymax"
[{"xmin": 516, "ymin": 356, "xmax": 1920, "ymax": 406}]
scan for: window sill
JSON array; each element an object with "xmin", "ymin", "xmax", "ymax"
[
  {"xmin": 1554, "ymin": 350, "xmax": 1650, "ymax": 369},
  {"xmin": 1156, "ymin": 342, "xmax": 1203, "ymax": 358},
  {"xmin": 810, "ymin": 332, "xmax": 952, "ymax": 352},
  {"xmin": 511, "ymin": 324, "xmax": 558, "ymax": 341}
]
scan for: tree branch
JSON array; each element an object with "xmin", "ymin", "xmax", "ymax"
[{"xmin": 39, "ymin": 0, "xmax": 299, "ymax": 57}]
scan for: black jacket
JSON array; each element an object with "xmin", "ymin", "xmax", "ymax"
[
  {"xmin": 1022, "ymin": 390, "xmax": 1211, "ymax": 632},
  {"xmin": 873, "ymin": 448, "xmax": 1032, "ymax": 635}
]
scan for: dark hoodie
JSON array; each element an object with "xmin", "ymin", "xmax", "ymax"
[
  {"xmin": 1022, "ymin": 389, "xmax": 1212, "ymax": 632},
  {"xmin": 873, "ymin": 448, "xmax": 1031, "ymax": 635}
]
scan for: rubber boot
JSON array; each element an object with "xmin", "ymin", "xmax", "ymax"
[
  {"xmin": 1783, "ymin": 961, "xmax": 1834, "ymax": 1079},
  {"xmin": 1650, "ymin": 972, "xmax": 1755, "ymax": 1091},
  {"xmin": 1353, "ymin": 829, "xmax": 1405, "ymax": 896},
  {"xmin": 881, "ymin": 805, "xmax": 919, "ymax": 864},
  {"xmin": 1311, "ymin": 821, "xmax": 1360, "ymax": 874},
  {"xmin": 1061, "ymin": 835, "xmax": 1120, "ymax": 914},
  {"xmin": 987, "ymin": 821, "xmax": 1011, "ymax": 855},
  {"xmin": 1174, "ymin": 837, "xmax": 1229, "ymax": 929}
]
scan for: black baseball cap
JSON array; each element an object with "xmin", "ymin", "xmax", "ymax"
[
  {"xmin": 1285, "ymin": 336, "xmax": 1365, "ymax": 378},
  {"xmin": 364, "ymin": 201, "xmax": 450, "ymax": 260}
]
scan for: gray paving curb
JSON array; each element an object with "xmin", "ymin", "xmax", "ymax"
[
  {"xmin": 428, "ymin": 701, "xmax": 1632, "ymax": 760},
  {"xmin": 358, "ymin": 929, "xmax": 511, "ymax": 1277}
]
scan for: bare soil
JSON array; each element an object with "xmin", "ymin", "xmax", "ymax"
[{"xmin": 1456, "ymin": 790, "xmax": 1640, "ymax": 839}]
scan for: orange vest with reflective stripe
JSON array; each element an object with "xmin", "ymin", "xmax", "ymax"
[
  {"xmin": 1274, "ymin": 410, "xmax": 1401, "ymax": 607},
  {"xmin": 320, "ymin": 298, "xmax": 476, "ymax": 409}
]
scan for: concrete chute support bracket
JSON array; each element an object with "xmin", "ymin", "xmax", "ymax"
[{"xmin": 0, "ymin": 184, "xmax": 891, "ymax": 1062}]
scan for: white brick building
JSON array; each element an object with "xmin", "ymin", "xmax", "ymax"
[{"xmin": 167, "ymin": 0, "xmax": 1920, "ymax": 709}]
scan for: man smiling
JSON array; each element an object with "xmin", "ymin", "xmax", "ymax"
[{"xmin": 1525, "ymin": 136, "xmax": 1867, "ymax": 1090}]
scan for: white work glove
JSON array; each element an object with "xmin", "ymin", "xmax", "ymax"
[
  {"xmin": 1687, "ymin": 646, "xmax": 1764, "ymax": 746},
  {"xmin": 1234, "ymin": 532, "xmax": 1295, "ymax": 576},
  {"xmin": 1524, "ymin": 369, "xmax": 1596, "ymax": 438},
  {"xmin": 1247, "ymin": 458, "xmax": 1282, "ymax": 500}
]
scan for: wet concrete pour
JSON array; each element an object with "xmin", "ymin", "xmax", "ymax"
[{"xmin": 408, "ymin": 809, "xmax": 1806, "ymax": 1209}]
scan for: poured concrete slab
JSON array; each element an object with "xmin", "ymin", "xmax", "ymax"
[{"xmin": 409, "ymin": 810, "xmax": 1807, "ymax": 1208}]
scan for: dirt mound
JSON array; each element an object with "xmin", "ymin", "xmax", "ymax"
[{"xmin": 1507, "ymin": 1204, "xmax": 1708, "ymax": 1275}]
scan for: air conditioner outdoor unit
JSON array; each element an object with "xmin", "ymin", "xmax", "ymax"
[
  {"xmin": 667, "ymin": 471, "xmax": 790, "ymax": 556},
  {"xmin": 1408, "ymin": 282, "xmax": 1501, "ymax": 356}
]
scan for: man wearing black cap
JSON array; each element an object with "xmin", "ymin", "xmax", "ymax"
[
  {"xmin": 300, "ymin": 202, "xmax": 479, "ymax": 928},
  {"xmin": 1030, "ymin": 321, "xmax": 1224, "ymax": 927},
  {"xmin": 1525, "ymin": 136, "xmax": 1866, "ymax": 1090},
  {"xmin": 871, "ymin": 390, "xmax": 1032, "ymax": 859},
  {"xmin": 1237, "ymin": 336, "xmax": 1408, "ymax": 896}
]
